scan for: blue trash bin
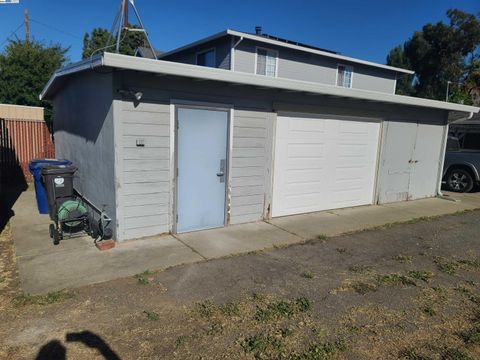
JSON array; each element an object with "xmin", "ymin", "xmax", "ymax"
[{"xmin": 29, "ymin": 159, "xmax": 72, "ymax": 214}]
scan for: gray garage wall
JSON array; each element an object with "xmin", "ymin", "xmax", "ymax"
[{"xmin": 53, "ymin": 71, "xmax": 117, "ymax": 238}]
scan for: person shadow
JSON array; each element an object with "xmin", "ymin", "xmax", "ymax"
[{"xmin": 35, "ymin": 331, "xmax": 121, "ymax": 360}]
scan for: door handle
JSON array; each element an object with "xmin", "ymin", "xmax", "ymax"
[{"xmin": 217, "ymin": 159, "xmax": 226, "ymax": 183}]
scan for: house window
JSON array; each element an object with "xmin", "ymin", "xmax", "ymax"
[
  {"xmin": 196, "ymin": 49, "xmax": 216, "ymax": 67},
  {"xmin": 337, "ymin": 64, "xmax": 353, "ymax": 88},
  {"xmin": 256, "ymin": 48, "xmax": 277, "ymax": 77}
]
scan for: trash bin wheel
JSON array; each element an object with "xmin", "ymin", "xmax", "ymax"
[
  {"xmin": 49, "ymin": 224, "xmax": 55, "ymax": 239},
  {"xmin": 53, "ymin": 229, "xmax": 61, "ymax": 245}
]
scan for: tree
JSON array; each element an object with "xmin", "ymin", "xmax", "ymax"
[
  {"xmin": 387, "ymin": 9, "xmax": 480, "ymax": 103},
  {"xmin": 386, "ymin": 46, "xmax": 414, "ymax": 95},
  {"xmin": 0, "ymin": 40, "xmax": 68, "ymax": 122},
  {"xmin": 82, "ymin": 27, "xmax": 147, "ymax": 59}
]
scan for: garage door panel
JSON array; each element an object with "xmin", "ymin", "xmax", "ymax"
[{"xmin": 272, "ymin": 114, "xmax": 380, "ymax": 217}]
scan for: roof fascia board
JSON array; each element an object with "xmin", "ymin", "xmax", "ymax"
[
  {"xmin": 102, "ymin": 53, "xmax": 476, "ymax": 114},
  {"xmin": 226, "ymin": 30, "xmax": 414, "ymax": 75},
  {"xmin": 40, "ymin": 55, "xmax": 103, "ymax": 100}
]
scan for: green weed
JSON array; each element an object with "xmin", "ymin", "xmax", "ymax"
[
  {"xmin": 408, "ymin": 270, "xmax": 434, "ymax": 282},
  {"xmin": 442, "ymin": 348, "xmax": 473, "ymax": 360},
  {"xmin": 434, "ymin": 257, "xmax": 459, "ymax": 275},
  {"xmin": 394, "ymin": 255, "xmax": 414, "ymax": 263},
  {"xmin": 377, "ymin": 274, "xmax": 417, "ymax": 287},
  {"xmin": 135, "ymin": 270, "xmax": 153, "ymax": 285},
  {"xmin": 143, "ymin": 310, "xmax": 159, "ymax": 321},
  {"xmin": 254, "ymin": 297, "xmax": 311, "ymax": 322},
  {"xmin": 13, "ymin": 290, "xmax": 75, "ymax": 307},
  {"xmin": 301, "ymin": 271, "xmax": 315, "ymax": 279}
]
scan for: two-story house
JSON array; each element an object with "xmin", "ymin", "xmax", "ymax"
[{"xmin": 42, "ymin": 28, "xmax": 478, "ymax": 241}]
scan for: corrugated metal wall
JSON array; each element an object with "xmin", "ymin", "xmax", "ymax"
[{"xmin": 0, "ymin": 118, "xmax": 54, "ymax": 183}]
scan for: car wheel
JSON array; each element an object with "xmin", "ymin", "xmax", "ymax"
[{"xmin": 447, "ymin": 168, "xmax": 474, "ymax": 193}]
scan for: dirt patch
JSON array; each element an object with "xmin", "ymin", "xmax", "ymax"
[{"xmin": 1, "ymin": 211, "xmax": 480, "ymax": 359}]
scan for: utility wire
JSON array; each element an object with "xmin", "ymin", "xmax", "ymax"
[
  {"xmin": 29, "ymin": 18, "xmax": 83, "ymax": 40},
  {"xmin": 0, "ymin": 21, "xmax": 25, "ymax": 47}
]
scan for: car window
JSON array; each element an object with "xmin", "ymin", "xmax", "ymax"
[{"xmin": 462, "ymin": 133, "xmax": 480, "ymax": 150}]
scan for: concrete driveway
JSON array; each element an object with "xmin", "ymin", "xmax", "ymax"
[{"xmin": 10, "ymin": 189, "xmax": 480, "ymax": 294}]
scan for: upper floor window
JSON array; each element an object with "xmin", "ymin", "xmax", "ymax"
[
  {"xmin": 256, "ymin": 48, "xmax": 278, "ymax": 77},
  {"xmin": 337, "ymin": 64, "xmax": 353, "ymax": 88},
  {"xmin": 196, "ymin": 48, "xmax": 216, "ymax": 67}
]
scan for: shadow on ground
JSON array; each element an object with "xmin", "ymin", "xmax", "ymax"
[
  {"xmin": 35, "ymin": 331, "xmax": 121, "ymax": 360},
  {"xmin": 0, "ymin": 181, "xmax": 27, "ymax": 233}
]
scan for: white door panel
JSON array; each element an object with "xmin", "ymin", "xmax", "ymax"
[{"xmin": 272, "ymin": 114, "xmax": 381, "ymax": 217}]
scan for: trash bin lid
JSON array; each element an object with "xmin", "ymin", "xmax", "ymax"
[
  {"xmin": 41, "ymin": 165, "xmax": 78, "ymax": 175},
  {"xmin": 29, "ymin": 159, "xmax": 72, "ymax": 171}
]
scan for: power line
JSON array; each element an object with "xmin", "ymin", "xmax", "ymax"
[
  {"xmin": 29, "ymin": 18, "xmax": 83, "ymax": 40},
  {"xmin": 0, "ymin": 21, "xmax": 25, "ymax": 47}
]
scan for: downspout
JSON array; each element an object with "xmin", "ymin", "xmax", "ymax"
[
  {"xmin": 230, "ymin": 36, "xmax": 244, "ymax": 71},
  {"xmin": 437, "ymin": 111, "xmax": 474, "ymax": 198}
]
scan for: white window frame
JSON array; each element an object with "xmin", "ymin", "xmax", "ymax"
[
  {"xmin": 195, "ymin": 47, "xmax": 216, "ymax": 67},
  {"xmin": 255, "ymin": 46, "xmax": 278, "ymax": 77},
  {"xmin": 336, "ymin": 64, "xmax": 354, "ymax": 88}
]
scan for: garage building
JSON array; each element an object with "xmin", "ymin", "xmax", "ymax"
[{"xmin": 41, "ymin": 53, "xmax": 479, "ymax": 241}]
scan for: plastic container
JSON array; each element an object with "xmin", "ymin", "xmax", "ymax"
[{"xmin": 28, "ymin": 159, "xmax": 72, "ymax": 214}]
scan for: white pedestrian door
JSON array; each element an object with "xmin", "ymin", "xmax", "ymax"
[
  {"xmin": 378, "ymin": 121, "xmax": 445, "ymax": 203},
  {"xmin": 176, "ymin": 108, "xmax": 228, "ymax": 233},
  {"xmin": 272, "ymin": 114, "xmax": 381, "ymax": 217}
]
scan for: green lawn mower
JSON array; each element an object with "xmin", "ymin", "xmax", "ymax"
[{"xmin": 42, "ymin": 165, "xmax": 113, "ymax": 245}]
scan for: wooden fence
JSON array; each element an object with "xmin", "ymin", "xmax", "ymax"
[{"xmin": 0, "ymin": 118, "xmax": 55, "ymax": 183}]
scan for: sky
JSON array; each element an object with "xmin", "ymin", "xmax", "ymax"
[{"xmin": 0, "ymin": 0, "xmax": 479, "ymax": 65}]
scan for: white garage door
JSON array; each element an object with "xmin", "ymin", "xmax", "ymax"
[{"xmin": 272, "ymin": 114, "xmax": 381, "ymax": 217}]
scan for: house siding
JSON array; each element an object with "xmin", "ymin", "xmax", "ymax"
[
  {"xmin": 234, "ymin": 39, "xmax": 397, "ymax": 94},
  {"xmin": 162, "ymin": 37, "xmax": 232, "ymax": 70}
]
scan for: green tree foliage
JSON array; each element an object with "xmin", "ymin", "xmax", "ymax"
[
  {"xmin": 0, "ymin": 40, "xmax": 68, "ymax": 121},
  {"xmin": 82, "ymin": 27, "xmax": 147, "ymax": 59},
  {"xmin": 387, "ymin": 9, "xmax": 480, "ymax": 104}
]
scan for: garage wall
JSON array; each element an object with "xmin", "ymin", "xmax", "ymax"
[
  {"xmin": 53, "ymin": 72, "xmax": 117, "ymax": 238},
  {"xmin": 113, "ymin": 100, "xmax": 171, "ymax": 241},
  {"xmin": 230, "ymin": 110, "xmax": 273, "ymax": 224}
]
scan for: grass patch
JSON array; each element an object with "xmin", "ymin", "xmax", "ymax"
[
  {"xmin": 408, "ymin": 270, "xmax": 434, "ymax": 283},
  {"xmin": 242, "ymin": 333, "xmax": 283, "ymax": 358},
  {"xmin": 175, "ymin": 335, "xmax": 188, "ymax": 349},
  {"xmin": 442, "ymin": 348, "xmax": 473, "ymax": 360},
  {"xmin": 255, "ymin": 297, "xmax": 311, "ymax": 322},
  {"xmin": 194, "ymin": 300, "xmax": 216, "ymax": 319},
  {"xmin": 459, "ymin": 324, "xmax": 480, "ymax": 346},
  {"xmin": 458, "ymin": 258, "xmax": 480, "ymax": 269},
  {"xmin": 143, "ymin": 310, "xmax": 159, "ymax": 321},
  {"xmin": 291, "ymin": 339, "xmax": 347, "ymax": 360},
  {"xmin": 219, "ymin": 302, "xmax": 240, "ymax": 317},
  {"xmin": 377, "ymin": 274, "xmax": 417, "ymax": 287},
  {"xmin": 348, "ymin": 265, "xmax": 373, "ymax": 274},
  {"xmin": 434, "ymin": 257, "xmax": 459, "ymax": 275},
  {"xmin": 422, "ymin": 305, "xmax": 436, "ymax": 317},
  {"xmin": 399, "ymin": 348, "xmax": 433, "ymax": 360},
  {"xmin": 351, "ymin": 282, "xmax": 378, "ymax": 295},
  {"xmin": 301, "ymin": 271, "xmax": 315, "ymax": 279},
  {"xmin": 13, "ymin": 290, "xmax": 75, "ymax": 307},
  {"xmin": 317, "ymin": 234, "xmax": 328, "ymax": 241},
  {"xmin": 135, "ymin": 270, "xmax": 154, "ymax": 285},
  {"xmin": 394, "ymin": 255, "xmax": 414, "ymax": 263}
]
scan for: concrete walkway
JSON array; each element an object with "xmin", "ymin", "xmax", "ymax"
[{"xmin": 11, "ymin": 189, "xmax": 480, "ymax": 294}]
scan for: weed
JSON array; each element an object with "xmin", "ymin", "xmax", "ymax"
[
  {"xmin": 423, "ymin": 305, "xmax": 436, "ymax": 317},
  {"xmin": 175, "ymin": 335, "xmax": 188, "ymax": 349},
  {"xmin": 317, "ymin": 234, "xmax": 328, "ymax": 241},
  {"xmin": 242, "ymin": 334, "xmax": 282, "ymax": 357},
  {"xmin": 0, "ymin": 276, "xmax": 4, "ymax": 283},
  {"xmin": 135, "ymin": 270, "xmax": 153, "ymax": 285},
  {"xmin": 312, "ymin": 327, "xmax": 326, "ymax": 338},
  {"xmin": 301, "ymin": 271, "xmax": 315, "ymax": 279},
  {"xmin": 458, "ymin": 258, "xmax": 480, "ymax": 269},
  {"xmin": 459, "ymin": 324, "xmax": 480, "ymax": 346},
  {"xmin": 455, "ymin": 285, "xmax": 473, "ymax": 296},
  {"xmin": 219, "ymin": 302, "xmax": 240, "ymax": 317},
  {"xmin": 143, "ymin": 310, "xmax": 159, "ymax": 321},
  {"xmin": 442, "ymin": 348, "xmax": 473, "ymax": 360},
  {"xmin": 206, "ymin": 321, "xmax": 223, "ymax": 335},
  {"xmin": 408, "ymin": 270, "xmax": 434, "ymax": 282},
  {"xmin": 399, "ymin": 348, "xmax": 433, "ymax": 360},
  {"xmin": 434, "ymin": 257, "xmax": 459, "ymax": 275},
  {"xmin": 13, "ymin": 291, "xmax": 75, "ymax": 307},
  {"xmin": 336, "ymin": 247, "xmax": 347, "ymax": 254},
  {"xmin": 395, "ymin": 255, "xmax": 414, "ymax": 263},
  {"xmin": 352, "ymin": 282, "xmax": 378, "ymax": 295},
  {"xmin": 280, "ymin": 327, "xmax": 294, "ymax": 337},
  {"xmin": 255, "ymin": 297, "xmax": 311, "ymax": 322},
  {"xmin": 194, "ymin": 300, "xmax": 216, "ymax": 319},
  {"xmin": 291, "ymin": 339, "xmax": 347, "ymax": 360},
  {"xmin": 348, "ymin": 265, "xmax": 373, "ymax": 274},
  {"xmin": 377, "ymin": 274, "xmax": 417, "ymax": 287}
]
